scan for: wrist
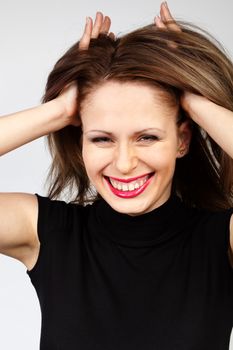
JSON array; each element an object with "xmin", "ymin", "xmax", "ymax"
[
  {"xmin": 42, "ymin": 98, "xmax": 70, "ymax": 130},
  {"xmin": 182, "ymin": 92, "xmax": 212, "ymax": 123}
]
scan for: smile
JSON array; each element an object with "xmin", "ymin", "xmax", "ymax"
[{"xmin": 104, "ymin": 172, "xmax": 155, "ymax": 198}]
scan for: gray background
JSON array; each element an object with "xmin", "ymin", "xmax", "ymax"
[{"xmin": 0, "ymin": 0, "xmax": 233, "ymax": 348}]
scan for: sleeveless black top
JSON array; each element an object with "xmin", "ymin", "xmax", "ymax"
[{"xmin": 27, "ymin": 194, "xmax": 233, "ymax": 349}]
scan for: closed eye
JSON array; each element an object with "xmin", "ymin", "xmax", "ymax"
[
  {"xmin": 90, "ymin": 137, "xmax": 112, "ymax": 143},
  {"xmin": 139, "ymin": 135, "xmax": 159, "ymax": 142},
  {"xmin": 89, "ymin": 135, "xmax": 159, "ymax": 144}
]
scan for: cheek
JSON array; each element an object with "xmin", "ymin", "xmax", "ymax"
[
  {"xmin": 82, "ymin": 141, "xmax": 178, "ymax": 175},
  {"xmin": 144, "ymin": 144, "xmax": 177, "ymax": 170},
  {"xmin": 82, "ymin": 144, "xmax": 110, "ymax": 176}
]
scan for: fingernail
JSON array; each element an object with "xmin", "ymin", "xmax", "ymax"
[
  {"xmin": 86, "ymin": 17, "xmax": 90, "ymax": 24},
  {"xmin": 164, "ymin": 1, "xmax": 168, "ymax": 8}
]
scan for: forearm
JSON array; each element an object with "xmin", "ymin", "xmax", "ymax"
[
  {"xmin": 185, "ymin": 94, "xmax": 233, "ymax": 159},
  {"xmin": 0, "ymin": 99, "xmax": 68, "ymax": 156}
]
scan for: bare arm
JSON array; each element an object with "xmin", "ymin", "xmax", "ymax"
[
  {"xmin": 155, "ymin": 4, "xmax": 233, "ymax": 159},
  {"xmin": 0, "ymin": 82, "xmax": 80, "ymax": 269},
  {"xmin": 0, "ymin": 94, "xmax": 77, "ymax": 270},
  {"xmin": 181, "ymin": 92, "xmax": 233, "ymax": 262},
  {"xmin": 0, "ymin": 10, "xmax": 112, "ymax": 270},
  {"xmin": 181, "ymin": 92, "xmax": 233, "ymax": 159},
  {"xmin": 0, "ymin": 101, "xmax": 63, "ymax": 156},
  {"xmin": 0, "ymin": 90, "xmax": 79, "ymax": 156},
  {"xmin": 0, "ymin": 193, "xmax": 39, "ymax": 270}
]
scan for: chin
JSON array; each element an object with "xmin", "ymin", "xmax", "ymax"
[{"xmin": 103, "ymin": 195, "xmax": 154, "ymax": 215}]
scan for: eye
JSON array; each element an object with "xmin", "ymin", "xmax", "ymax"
[
  {"xmin": 90, "ymin": 137, "xmax": 112, "ymax": 143},
  {"xmin": 89, "ymin": 135, "xmax": 159, "ymax": 144},
  {"xmin": 138, "ymin": 135, "xmax": 159, "ymax": 142}
]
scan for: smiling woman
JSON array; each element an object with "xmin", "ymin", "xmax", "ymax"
[
  {"xmin": 1, "ymin": 2, "xmax": 233, "ymax": 350},
  {"xmin": 43, "ymin": 13, "xmax": 233, "ymax": 211},
  {"xmin": 79, "ymin": 80, "xmax": 191, "ymax": 215}
]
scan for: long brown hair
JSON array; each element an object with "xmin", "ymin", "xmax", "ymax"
[{"xmin": 42, "ymin": 20, "xmax": 233, "ymax": 210}]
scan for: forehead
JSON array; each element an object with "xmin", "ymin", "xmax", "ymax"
[
  {"xmin": 80, "ymin": 81, "xmax": 177, "ymax": 126},
  {"xmin": 82, "ymin": 81, "xmax": 171, "ymax": 108}
]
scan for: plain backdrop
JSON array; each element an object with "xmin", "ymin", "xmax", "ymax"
[{"xmin": 0, "ymin": 0, "xmax": 233, "ymax": 349}]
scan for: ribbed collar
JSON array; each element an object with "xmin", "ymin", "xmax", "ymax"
[{"xmin": 89, "ymin": 194, "xmax": 193, "ymax": 247}]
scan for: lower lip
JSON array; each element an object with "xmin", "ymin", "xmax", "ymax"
[{"xmin": 105, "ymin": 173, "xmax": 155, "ymax": 198}]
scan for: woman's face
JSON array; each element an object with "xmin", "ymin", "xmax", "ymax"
[{"xmin": 80, "ymin": 81, "xmax": 191, "ymax": 216}]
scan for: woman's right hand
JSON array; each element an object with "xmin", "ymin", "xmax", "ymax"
[
  {"xmin": 56, "ymin": 82, "xmax": 80, "ymax": 127},
  {"xmin": 57, "ymin": 12, "xmax": 115, "ymax": 127},
  {"xmin": 79, "ymin": 11, "xmax": 115, "ymax": 50}
]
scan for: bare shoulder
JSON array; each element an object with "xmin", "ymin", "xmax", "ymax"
[{"xmin": 0, "ymin": 192, "xmax": 40, "ymax": 270}]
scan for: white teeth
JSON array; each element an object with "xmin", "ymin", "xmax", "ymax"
[
  {"xmin": 128, "ymin": 183, "xmax": 135, "ymax": 191},
  {"xmin": 122, "ymin": 184, "xmax": 128, "ymax": 191},
  {"xmin": 109, "ymin": 174, "xmax": 151, "ymax": 191}
]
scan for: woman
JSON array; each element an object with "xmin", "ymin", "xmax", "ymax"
[{"xmin": 0, "ymin": 2, "xmax": 232, "ymax": 349}]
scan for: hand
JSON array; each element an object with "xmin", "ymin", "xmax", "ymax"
[
  {"xmin": 180, "ymin": 91, "xmax": 211, "ymax": 120},
  {"xmin": 79, "ymin": 11, "xmax": 115, "ymax": 50},
  {"xmin": 57, "ymin": 12, "xmax": 115, "ymax": 127},
  {"xmin": 154, "ymin": 4, "xmax": 198, "ymax": 117},
  {"xmin": 180, "ymin": 91, "xmax": 199, "ymax": 114},
  {"xmin": 56, "ymin": 82, "xmax": 80, "ymax": 127},
  {"xmin": 154, "ymin": 2, "xmax": 181, "ymax": 48},
  {"xmin": 180, "ymin": 90, "xmax": 233, "ymax": 158}
]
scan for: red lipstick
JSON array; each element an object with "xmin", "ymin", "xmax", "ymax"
[
  {"xmin": 104, "ymin": 173, "xmax": 155, "ymax": 199},
  {"xmin": 107, "ymin": 172, "xmax": 153, "ymax": 183}
]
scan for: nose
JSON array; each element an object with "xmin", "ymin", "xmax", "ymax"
[{"xmin": 113, "ymin": 143, "xmax": 138, "ymax": 175}]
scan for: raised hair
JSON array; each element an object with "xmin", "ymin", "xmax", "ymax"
[{"xmin": 42, "ymin": 20, "xmax": 233, "ymax": 210}]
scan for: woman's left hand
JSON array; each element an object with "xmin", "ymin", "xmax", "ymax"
[
  {"xmin": 179, "ymin": 91, "xmax": 208, "ymax": 116},
  {"xmin": 155, "ymin": 2, "xmax": 181, "ymax": 48},
  {"xmin": 155, "ymin": 4, "xmax": 233, "ymax": 158},
  {"xmin": 155, "ymin": 3, "xmax": 206, "ymax": 117},
  {"xmin": 155, "ymin": 4, "xmax": 209, "ymax": 118},
  {"xmin": 181, "ymin": 91, "xmax": 233, "ymax": 158}
]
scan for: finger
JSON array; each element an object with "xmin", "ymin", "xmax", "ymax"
[
  {"xmin": 154, "ymin": 16, "xmax": 167, "ymax": 29},
  {"xmin": 108, "ymin": 32, "xmax": 116, "ymax": 41},
  {"xmin": 160, "ymin": 2, "xmax": 181, "ymax": 32},
  {"xmin": 71, "ymin": 116, "xmax": 82, "ymax": 127},
  {"xmin": 79, "ymin": 17, "xmax": 93, "ymax": 50},
  {"xmin": 91, "ymin": 11, "xmax": 104, "ymax": 38},
  {"xmin": 154, "ymin": 15, "xmax": 178, "ymax": 49},
  {"xmin": 160, "ymin": 3, "xmax": 167, "ymax": 23},
  {"xmin": 100, "ymin": 15, "xmax": 111, "ymax": 34}
]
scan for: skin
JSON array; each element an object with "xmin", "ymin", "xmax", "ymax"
[
  {"xmin": 80, "ymin": 81, "xmax": 191, "ymax": 216},
  {"xmin": 58, "ymin": 2, "xmax": 194, "ymax": 129},
  {"xmin": 57, "ymin": 2, "xmax": 233, "ymax": 254}
]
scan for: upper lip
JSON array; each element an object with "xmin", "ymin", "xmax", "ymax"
[{"xmin": 106, "ymin": 172, "xmax": 154, "ymax": 183}]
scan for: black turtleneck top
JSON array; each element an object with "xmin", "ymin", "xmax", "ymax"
[{"xmin": 27, "ymin": 194, "xmax": 233, "ymax": 350}]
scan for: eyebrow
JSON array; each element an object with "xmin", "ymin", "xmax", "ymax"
[{"xmin": 85, "ymin": 128, "xmax": 166, "ymax": 135}]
